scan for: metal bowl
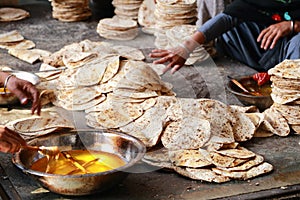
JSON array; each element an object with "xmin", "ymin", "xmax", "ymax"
[
  {"xmin": 226, "ymin": 75, "xmax": 273, "ymax": 111},
  {"xmin": 12, "ymin": 130, "xmax": 146, "ymax": 196},
  {"xmin": 0, "ymin": 70, "xmax": 40, "ymax": 105}
]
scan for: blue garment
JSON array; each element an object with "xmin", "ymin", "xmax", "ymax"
[{"xmin": 198, "ymin": 13, "xmax": 300, "ymax": 71}]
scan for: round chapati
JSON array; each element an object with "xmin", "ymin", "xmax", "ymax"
[
  {"xmin": 212, "ymin": 162, "xmax": 273, "ymax": 180},
  {"xmin": 168, "ymin": 149, "xmax": 211, "ymax": 168},
  {"xmin": 174, "ymin": 166, "xmax": 231, "ymax": 183},
  {"xmin": 0, "ymin": 7, "xmax": 30, "ymax": 22}
]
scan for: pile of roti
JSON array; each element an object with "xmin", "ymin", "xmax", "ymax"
[
  {"xmin": 85, "ymin": 61, "xmax": 175, "ymax": 132},
  {"xmin": 112, "ymin": 0, "xmax": 143, "ymax": 20},
  {"xmin": 37, "ymin": 39, "xmax": 160, "ymax": 112},
  {"xmin": 155, "ymin": 0, "xmax": 197, "ymax": 30},
  {"xmin": 0, "ymin": 7, "xmax": 30, "ymax": 22},
  {"xmin": 158, "ymin": 25, "xmax": 216, "ymax": 65},
  {"xmin": 50, "ymin": 0, "xmax": 92, "ymax": 22},
  {"xmin": 268, "ymin": 59, "xmax": 300, "ymax": 134},
  {"xmin": 5, "ymin": 109, "xmax": 75, "ymax": 141},
  {"xmin": 97, "ymin": 16, "xmax": 139, "ymax": 40},
  {"xmin": 143, "ymin": 145, "xmax": 273, "ymax": 183},
  {"xmin": 0, "ymin": 30, "xmax": 51, "ymax": 64},
  {"xmin": 138, "ymin": 98, "xmax": 274, "ymax": 182},
  {"xmin": 137, "ymin": 0, "xmax": 157, "ymax": 34}
]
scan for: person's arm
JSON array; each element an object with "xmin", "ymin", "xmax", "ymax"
[
  {"xmin": 257, "ymin": 20, "xmax": 299, "ymax": 50},
  {"xmin": 0, "ymin": 72, "xmax": 41, "ymax": 115},
  {"xmin": 0, "ymin": 126, "xmax": 26, "ymax": 153},
  {"xmin": 149, "ymin": 13, "xmax": 240, "ymax": 74}
]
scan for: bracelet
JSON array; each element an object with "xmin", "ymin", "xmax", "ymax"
[
  {"xmin": 3, "ymin": 74, "xmax": 15, "ymax": 94},
  {"xmin": 290, "ymin": 20, "xmax": 295, "ymax": 35},
  {"xmin": 179, "ymin": 43, "xmax": 192, "ymax": 55}
]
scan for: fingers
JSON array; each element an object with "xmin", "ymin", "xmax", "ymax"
[
  {"xmin": 153, "ymin": 53, "xmax": 174, "ymax": 64},
  {"xmin": 24, "ymin": 83, "xmax": 41, "ymax": 115},
  {"xmin": 260, "ymin": 31, "xmax": 278, "ymax": 50},
  {"xmin": 171, "ymin": 64, "xmax": 182, "ymax": 74},
  {"xmin": 149, "ymin": 49, "xmax": 170, "ymax": 58},
  {"xmin": 8, "ymin": 79, "xmax": 41, "ymax": 115}
]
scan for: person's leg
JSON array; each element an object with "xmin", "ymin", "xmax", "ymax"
[
  {"xmin": 216, "ymin": 22, "xmax": 267, "ymax": 71},
  {"xmin": 284, "ymin": 33, "xmax": 300, "ymax": 60}
]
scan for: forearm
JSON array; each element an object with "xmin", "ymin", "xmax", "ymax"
[
  {"xmin": 182, "ymin": 13, "xmax": 240, "ymax": 54},
  {"xmin": 198, "ymin": 12, "xmax": 240, "ymax": 42}
]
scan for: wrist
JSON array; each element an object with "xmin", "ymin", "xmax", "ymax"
[
  {"xmin": 179, "ymin": 43, "xmax": 192, "ymax": 55},
  {"xmin": 293, "ymin": 20, "xmax": 299, "ymax": 33},
  {"xmin": 3, "ymin": 74, "xmax": 15, "ymax": 94},
  {"xmin": 290, "ymin": 20, "xmax": 295, "ymax": 35}
]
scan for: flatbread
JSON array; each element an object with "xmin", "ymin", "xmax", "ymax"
[
  {"xmin": 162, "ymin": 113, "xmax": 211, "ymax": 150},
  {"xmin": 208, "ymin": 152, "xmax": 249, "ymax": 168},
  {"xmin": 12, "ymin": 114, "xmax": 74, "ymax": 133},
  {"xmin": 0, "ymin": 30, "xmax": 24, "ymax": 43},
  {"xmin": 8, "ymin": 48, "xmax": 51, "ymax": 64},
  {"xmin": 212, "ymin": 162, "xmax": 273, "ymax": 180},
  {"xmin": 217, "ymin": 154, "xmax": 264, "ymax": 172},
  {"xmin": 119, "ymin": 96, "xmax": 170, "ymax": 147},
  {"xmin": 174, "ymin": 167, "xmax": 231, "ymax": 183},
  {"xmin": 100, "ymin": 55, "xmax": 120, "ymax": 83},
  {"xmin": 231, "ymin": 110, "xmax": 256, "ymax": 142},
  {"xmin": 262, "ymin": 106, "xmax": 290, "ymax": 136},
  {"xmin": 74, "ymin": 57, "xmax": 109, "ymax": 86},
  {"xmin": 0, "ymin": 39, "xmax": 35, "ymax": 50},
  {"xmin": 216, "ymin": 147, "xmax": 256, "ymax": 159},
  {"xmin": 0, "ymin": 7, "xmax": 30, "ymax": 22},
  {"xmin": 268, "ymin": 59, "xmax": 300, "ymax": 80},
  {"xmin": 168, "ymin": 149, "xmax": 211, "ymax": 168},
  {"xmin": 113, "ymin": 45, "xmax": 145, "ymax": 61},
  {"xmin": 142, "ymin": 147, "xmax": 174, "ymax": 169},
  {"xmin": 62, "ymin": 51, "xmax": 98, "ymax": 68}
]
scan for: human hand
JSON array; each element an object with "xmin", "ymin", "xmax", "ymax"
[
  {"xmin": 257, "ymin": 21, "xmax": 292, "ymax": 50},
  {"xmin": 149, "ymin": 46, "xmax": 189, "ymax": 74},
  {"xmin": 0, "ymin": 126, "xmax": 26, "ymax": 153},
  {"xmin": 6, "ymin": 75, "xmax": 41, "ymax": 115}
]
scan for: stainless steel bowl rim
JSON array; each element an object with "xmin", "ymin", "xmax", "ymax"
[{"xmin": 13, "ymin": 130, "xmax": 146, "ymax": 178}]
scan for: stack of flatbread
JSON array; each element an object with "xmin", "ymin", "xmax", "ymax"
[
  {"xmin": 5, "ymin": 109, "xmax": 75, "ymax": 141},
  {"xmin": 143, "ymin": 145, "xmax": 273, "ymax": 183},
  {"xmin": 50, "ymin": 0, "xmax": 92, "ymax": 22},
  {"xmin": 38, "ymin": 39, "xmax": 152, "ymax": 112},
  {"xmin": 0, "ymin": 30, "xmax": 52, "ymax": 64},
  {"xmin": 139, "ymin": 99, "xmax": 273, "ymax": 182},
  {"xmin": 85, "ymin": 60, "xmax": 175, "ymax": 130},
  {"xmin": 161, "ymin": 25, "xmax": 215, "ymax": 65},
  {"xmin": 137, "ymin": 0, "xmax": 157, "ymax": 34},
  {"xmin": 0, "ymin": 30, "xmax": 35, "ymax": 50},
  {"xmin": 154, "ymin": 0, "xmax": 197, "ymax": 30},
  {"xmin": 112, "ymin": 0, "xmax": 143, "ymax": 20},
  {"xmin": 96, "ymin": 16, "xmax": 139, "ymax": 40},
  {"xmin": 267, "ymin": 59, "xmax": 300, "ymax": 134},
  {"xmin": 0, "ymin": 7, "xmax": 30, "ymax": 22}
]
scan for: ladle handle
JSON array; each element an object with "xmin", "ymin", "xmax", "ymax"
[{"xmin": 229, "ymin": 78, "xmax": 251, "ymax": 93}]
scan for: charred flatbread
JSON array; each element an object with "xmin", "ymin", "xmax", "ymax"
[
  {"xmin": 168, "ymin": 149, "xmax": 211, "ymax": 168},
  {"xmin": 212, "ymin": 162, "xmax": 273, "ymax": 180},
  {"xmin": 174, "ymin": 166, "xmax": 231, "ymax": 183}
]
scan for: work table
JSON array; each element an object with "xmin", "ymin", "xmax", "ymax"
[{"xmin": 1, "ymin": 2, "xmax": 300, "ymax": 200}]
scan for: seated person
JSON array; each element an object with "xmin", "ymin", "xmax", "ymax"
[{"xmin": 150, "ymin": 0, "xmax": 300, "ymax": 74}]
